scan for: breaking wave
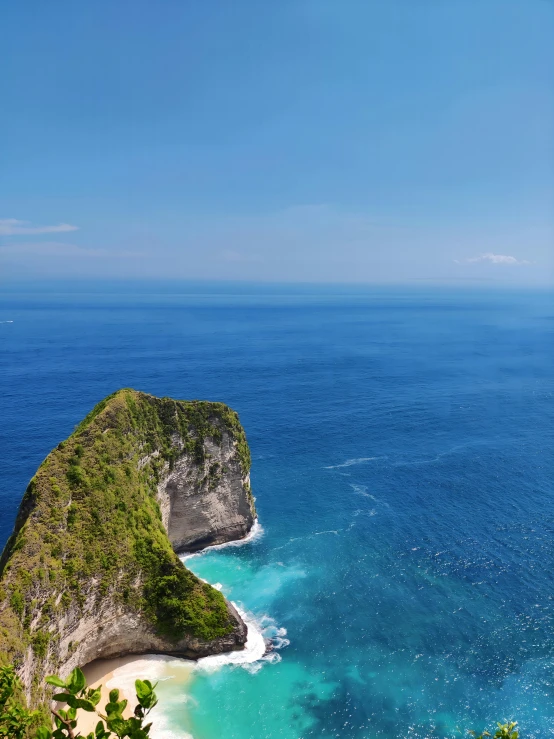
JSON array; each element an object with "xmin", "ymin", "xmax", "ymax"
[
  {"xmin": 324, "ymin": 457, "xmax": 382, "ymax": 469},
  {"xmin": 179, "ymin": 518, "xmax": 287, "ymax": 672},
  {"xmin": 105, "ymin": 520, "xmax": 283, "ymax": 737},
  {"xmin": 182, "ymin": 519, "xmax": 264, "ymax": 562},
  {"xmin": 105, "ymin": 605, "xmax": 285, "ymax": 736},
  {"xmin": 196, "ymin": 604, "xmax": 267, "ymax": 672}
]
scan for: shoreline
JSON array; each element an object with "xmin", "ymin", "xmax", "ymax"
[
  {"xmin": 78, "ymin": 520, "xmax": 265, "ymax": 736},
  {"xmin": 80, "ymin": 656, "xmax": 143, "ymax": 735},
  {"xmin": 181, "ymin": 518, "xmax": 264, "ymax": 561},
  {"xmin": 82, "ymin": 655, "xmax": 196, "ymax": 738}
]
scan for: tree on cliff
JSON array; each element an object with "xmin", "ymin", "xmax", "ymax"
[{"xmin": 0, "ymin": 665, "xmax": 158, "ymax": 739}]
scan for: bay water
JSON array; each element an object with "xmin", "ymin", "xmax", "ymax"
[{"xmin": 1, "ymin": 284, "xmax": 552, "ymax": 738}]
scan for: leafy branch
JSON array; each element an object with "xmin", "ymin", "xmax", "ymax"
[
  {"xmin": 0, "ymin": 665, "xmax": 158, "ymax": 739},
  {"xmin": 0, "ymin": 661, "xmax": 522, "ymax": 739},
  {"xmin": 470, "ymin": 721, "xmax": 519, "ymax": 739}
]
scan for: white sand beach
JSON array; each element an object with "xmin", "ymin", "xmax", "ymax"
[{"xmin": 79, "ymin": 655, "xmax": 195, "ymax": 737}]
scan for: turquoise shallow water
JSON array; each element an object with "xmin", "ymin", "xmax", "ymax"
[{"xmin": 1, "ymin": 285, "xmax": 553, "ymax": 737}]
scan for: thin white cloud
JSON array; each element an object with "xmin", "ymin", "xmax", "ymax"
[
  {"xmin": 0, "ymin": 218, "xmax": 79, "ymax": 236},
  {"xmin": 455, "ymin": 252, "xmax": 531, "ymax": 266}
]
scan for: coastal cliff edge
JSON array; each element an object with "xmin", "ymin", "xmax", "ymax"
[{"xmin": 0, "ymin": 389, "xmax": 256, "ymax": 706}]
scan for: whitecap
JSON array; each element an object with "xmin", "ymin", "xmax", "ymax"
[
  {"xmin": 106, "ymin": 604, "xmax": 279, "ymax": 698},
  {"xmin": 104, "ymin": 521, "xmax": 279, "ymax": 738},
  {"xmin": 272, "ymin": 636, "xmax": 290, "ymax": 649},
  {"xmin": 144, "ymin": 706, "xmax": 194, "ymax": 739},
  {"xmin": 106, "ymin": 654, "xmax": 194, "ymax": 690},
  {"xmin": 150, "ymin": 724, "xmax": 193, "ymax": 739},
  {"xmin": 324, "ymin": 457, "xmax": 380, "ymax": 469},
  {"xmin": 350, "ymin": 483, "xmax": 370, "ymax": 497},
  {"xmin": 149, "ymin": 710, "xmax": 195, "ymax": 739},
  {"xmin": 196, "ymin": 604, "xmax": 267, "ymax": 672},
  {"xmin": 241, "ymin": 661, "xmax": 263, "ymax": 674},
  {"xmin": 263, "ymin": 652, "xmax": 282, "ymax": 665},
  {"xmin": 258, "ymin": 618, "xmax": 290, "ymax": 651},
  {"xmin": 350, "ymin": 485, "xmax": 390, "ymax": 508}
]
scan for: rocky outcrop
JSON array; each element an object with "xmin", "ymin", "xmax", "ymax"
[
  {"xmin": 161, "ymin": 437, "xmax": 254, "ymax": 553},
  {"xmin": 16, "ymin": 587, "xmax": 248, "ymax": 707},
  {"xmin": 0, "ymin": 389, "xmax": 256, "ymax": 706}
]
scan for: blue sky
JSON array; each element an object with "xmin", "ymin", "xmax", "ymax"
[{"xmin": 1, "ymin": 1, "xmax": 553, "ymax": 284}]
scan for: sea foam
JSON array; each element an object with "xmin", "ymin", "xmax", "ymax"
[
  {"xmin": 182, "ymin": 518, "xmax": 264, "ymax": 562},
  {"xmin": 324, "ymin": 456, "xmax": 381, "ymax": 469},
  {"xmin": 104, "ymin": 518, "xmax": 277, "ymax": 738},
  {"xmin": 195, "ymin": 604, "xmax": 267, "ymax": 672},
  {"xmin": 180, "ymin": 518, "xmax": 277, "ymax": 672},
  {"xmin": 104, "ymin": 605, "xmax": 271, "ymax": 736}
]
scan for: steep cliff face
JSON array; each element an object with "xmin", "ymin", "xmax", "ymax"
[
  {"xmin": 162, "ymin": 436, "xmax": 254, "ymax": 553},
  {"xmin": 0, "ymin": 389, "xmax": 256, "ymax": 706}
]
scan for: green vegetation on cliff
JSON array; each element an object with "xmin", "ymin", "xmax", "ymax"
[{"xmin": 0, "ymin": 389, "xmax": 253, "ymax": 678}]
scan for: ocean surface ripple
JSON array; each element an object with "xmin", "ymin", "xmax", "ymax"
[{"xmin": 1, "ymin": 286, "xmax": 553, "ymax": 738}]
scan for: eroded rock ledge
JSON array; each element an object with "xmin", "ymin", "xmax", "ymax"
[{"xmin": 0, "ymin": 389, "xmax": 256, "ymax": 706}]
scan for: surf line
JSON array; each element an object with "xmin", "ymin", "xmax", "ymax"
[
  {"xmin": 180, "ymin": 519, "xmax": 282, "ymax": 672},
  {"xmin": 181, "ymin": 518, "xmax": 264, "ymax": 562},
  {"xmin": 101, "ymin": 521, "xmax": 272, "ymax": 739}
]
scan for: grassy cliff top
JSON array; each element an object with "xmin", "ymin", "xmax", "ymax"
[{"xmin": 0, "ymin": 389, "xmax": 252, "ymax": 673}]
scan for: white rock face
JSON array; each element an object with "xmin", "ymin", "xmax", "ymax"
[
  {"xmin": 160, "ymin": 431, "xmax": 254, "ymax": 552},
  {"xmin": 52, "ymin": 596, "xmax": 247, "ymax": 683}
]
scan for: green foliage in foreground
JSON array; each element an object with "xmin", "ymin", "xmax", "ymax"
[
  {"xmin": 470, "ymin": 722, "xmax": 519, "ymax": 738},
  {"xmin": 1, "ymin": 664, "xmax": 158, "ymax": 739},
  {"xmin": 1, "ymin": 662, "xmax": 521, "ymax": 739}
]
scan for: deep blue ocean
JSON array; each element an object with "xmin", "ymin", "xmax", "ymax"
[{"xmin": 1, "ymin": 284, "xmax": 553, "ymax": 738}]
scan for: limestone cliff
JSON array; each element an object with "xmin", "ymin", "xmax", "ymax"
[
  {"xmin": 161, "ymin": 432, "xmax": 254, "ymax": 553},
  {"xmin": 0, "ymin": 389, "xmax": 256, "ymax": 706}
]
